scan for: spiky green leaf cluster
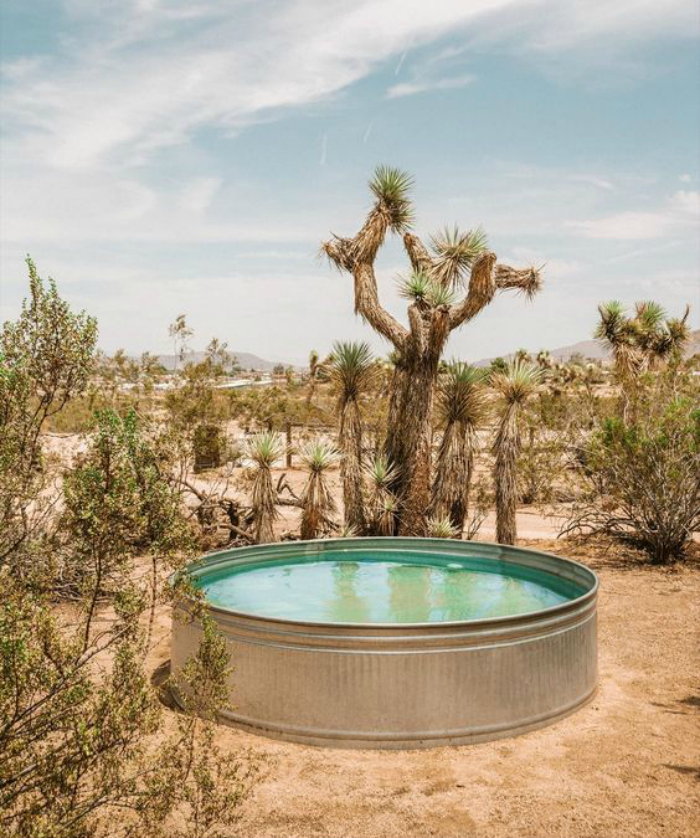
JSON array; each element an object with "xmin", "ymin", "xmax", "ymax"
[
  {"xmin": 364, "ymin": 455, "xmax": 399, "ymax": 490},
  {"xmin": 369, "ymin": 165, "xmax": 415, "ymax": 232},
  {"xmin": 430, "ymin": 225, "xmax": 489, "ymax": 289},
  {"xmin": 426, "ymin": 514, "xmax": 458, "ymax": 538},
  {"xmin": 438, "ymin": 362, "xmax": 489, "ymax": 426},
  {"xmin": 491, "ymin": 359, "xmax": 543, "ymax": 404},
  {"xmin": 298, "ymin": 439, "xmax": 341, "ymax": 473},
  {"xmin": 245, "ymin": 431, "xmax": 284, "ymax": 468},
  {"xmin": 397, "ymin": 271, "xmax": 455, "ymax": 307},
  {"xmin": 329, "ymin": 340, "xmax": 376, "ymax": 401}
]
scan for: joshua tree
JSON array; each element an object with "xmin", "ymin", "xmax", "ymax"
[
  {"xmin": 329, "ymin": 341, "xmax": 376, "ymax": 533},
  {"xmin": 536, "ymin": 349, "xmax": 552, "ymax": 370},
  {"xmin": 430, "ymin": 363, "xmax": 488, "ymax": 535},
  {"xmin": 298, "ymin": 439, "xmax": 340, "ymax": 539},
  {"xmin": 491, "ymin": 361, "xmax": 542, "ymax": 545},
  {"xmin": 246, "ymin": 431, "xmax": 284, "ymax": 543},
  {"xmin": 322, "ymin": 166, "xmax": 543, "ymax": 535},
  {"xmin": 365, "ymin": 455, "xmax": 399, "ymax": 536},
  {"xmin": 595, "ymin": 300, "xmax": 690, "ymax": 419}
]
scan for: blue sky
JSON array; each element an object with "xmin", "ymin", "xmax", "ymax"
[{"xmin": 1, "ymin": 0, "xmax": 699, "ymax": 365}]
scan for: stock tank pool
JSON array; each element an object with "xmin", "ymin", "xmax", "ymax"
[{"xmin": 171, "ymin": 538, "xmax": 598, "ymax": 749}]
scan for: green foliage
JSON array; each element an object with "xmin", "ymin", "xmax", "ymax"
[
  {"xmin": 0, "ymin": 257, "xmax": 98, "ymax": 565},
  {"xmin": 329, "ymin": 341, "xmax": 376, "ymax": 402},
  {"xmin": 490, "ymin": 359, "xmax": 543, "ymax": 404},
  {"xmin": 60, "ymin": 408, "xmax": 192, "ymax": 593},
  {"xmin": 397, "ymin": 271, "xmax": 456, "ymax": 307},
  {"xmin": 564, "ymin": 374, "xmax": 700, "ymax": 563},
  {"xmin": 368, "ymin": 165, "xmax": 414, "ymax": 231},
  {"xmin": 0, "ymin": 267, "xmax": 253, "ymax": 837},
  {"xmin": 426, "ymin": 514, "xmax": 458, "ymax": 538},
  {"xmin": 436, "ymin": 362, "xmax": 488, "ymax": 427},
  {"xmin": 430, "ymin": 225, "xmax": 489, "ymax": 289}
]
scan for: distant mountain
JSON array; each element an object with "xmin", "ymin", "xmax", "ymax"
[
  {"xmin": 156, "ymin": 351, "xmax": 284, "ymax": 372},
  {"xmin": 474, "ymin": 330, "xmax": 700, "ymax": 367}
]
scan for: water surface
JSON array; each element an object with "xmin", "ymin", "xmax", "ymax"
[{"xmin": 196, "ymin": 549, "xmax": 583, "ymax": 624}]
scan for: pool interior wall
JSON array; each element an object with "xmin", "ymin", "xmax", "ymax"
[{"xmin": 172, "ymin": 538, "xmax": 598, "ymax": 749}]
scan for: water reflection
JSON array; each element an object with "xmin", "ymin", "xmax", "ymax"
[
  {"xmin": 329, "ymin": 561, "xmax": 370, "ymax": 622},
  {"xmin": 387, "ymin": 563, "xmax": 433, "ymax": 622}
]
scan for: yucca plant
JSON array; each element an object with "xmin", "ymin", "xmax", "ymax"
[
  {"xmin": 298, "ymin": 439, "xmax": 340, "ymax": 540},
  {"xmin": 491, "ymin": 361, "xmax": 542, "ymax": 545},
  {"xmin": 364, "ymin": 455, "xmax": 399, "ymax": 536},
  {"xmin": 431, "ymin": 363, "xmax": 488, "ymax": 535},
  {"xmin": 246, "ymin": 431, "xmax": 284, "ymax": 543},
  {"xmin": 427, "ymin": 514, "xmax": 459, "ymax": 539},
  {"xmin": 329, "ymin": 341, "xmax": 376, "ymax": 534}
]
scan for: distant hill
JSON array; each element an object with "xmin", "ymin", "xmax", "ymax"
[
  {"xmin": 156, "ymin": 351, "xmax": 284, "ymax": 372},
  {"xmin": 475, "ymin": 330, "xmax": 700, "ymax": 367}
]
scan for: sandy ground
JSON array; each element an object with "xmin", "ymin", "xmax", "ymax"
[{"xmin": 146, "ymin": 538, "xmax": 699, "ymax": 838}]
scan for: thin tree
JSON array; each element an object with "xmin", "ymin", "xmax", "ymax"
[
  {"xmin": 329, "ymin": 341, "xmax": 376, "ymax": 533},
  {"xmin": 430, "ymin": 363, "xmax": 488, "ymax": 535},
  {"xmin": 168, "ymin": 314, "xmax": 193, "ymax": 371},
  {"xmin": 298, "ymin": 440, "xmax": 340, "ymax": 539},
  {"xmin": 491, "ymin": 361, "xmax": 542, "ymax": 545},
  {"xmin": 306, "ymin": 349, "xmax": 320, "ymax": 405},
  {"xmin": 246, "ymin": 431, "xmax": 284, "ymax": 543},
  {"xmin": 322, "ymin": 166, "xmax": 543, "ymax": 535}
]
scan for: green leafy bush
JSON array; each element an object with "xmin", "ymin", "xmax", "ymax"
[{"xmin": 563, "ymin": 386, "xmax": 699, "ymax": 563}]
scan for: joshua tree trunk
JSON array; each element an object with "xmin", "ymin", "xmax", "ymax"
[
  {"xmin": 322, "ymin": 168, "xmax": 542, "ymax": 536},
  {"xmin": 339, "ymin": 398, "xmax": 366, "ymax": 533},
  {"xmin": 494, "ymin": 404, "xmax": 519, "ymax": 545},
  {"xmin": 252, "ymin": 466, "xmax": 277, "ymax": 543},
  {"xmin": 431, "ymin": 422, "xmax": 476, "ymax": 535}
]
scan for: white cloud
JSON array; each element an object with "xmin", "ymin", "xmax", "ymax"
[
  {"xmin": 565, "ymin": 191, "xmax": 700, "ymax": 240},
  {"xmin": 178, "ymin": 177, "xmax": 222, "ymax": 214},
  {"xmin": 568, "ymin": 174, "xmax": 614, "ymax": 191},
  {"xmin": 3, "ymin": 0, "xmax": 697, "ymax": 173},
  {"xmin": 386, "ymin": 75, "xmax": 475, "ymax": 98}
]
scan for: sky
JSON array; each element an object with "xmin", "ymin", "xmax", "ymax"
[{"xmin": 1, "ymin": 0, "xmax": 699, "ymax": 366}]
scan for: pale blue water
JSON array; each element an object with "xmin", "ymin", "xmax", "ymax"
[{"xmin": 196, "ymin": 550, "xmax": 583, "ymax": 624}]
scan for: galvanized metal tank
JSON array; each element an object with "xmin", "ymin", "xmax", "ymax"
[{"xmin": 171, "ymin": 538, "xmax": 598, "ymax": 749}]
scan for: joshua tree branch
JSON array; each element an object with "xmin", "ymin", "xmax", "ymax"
[
  {"xmin": 322, "ymin": 230, "xmax": 409, "ymax": 350},
  {"xmin": 495, "ymin": 264, "xmax": 542, "ymax": 299},
  {"xmin": 403, "ymin": 233, "xmax": 434, "ymax": 275},
  {"xmin": 448, "ymin": 252, "xmax": 498, "ymax": 330},
  {"xmin": 352, "ymin": 263, "xmax": 409, "ymax": 349},
  {"xmin": 407, "ymin": 304, "xmax": 426, "ymax": 355}
]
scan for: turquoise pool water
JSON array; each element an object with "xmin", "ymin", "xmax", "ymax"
[{"xmin": 196, "ymin": 549, "xmax": 585, "ymax": 624}]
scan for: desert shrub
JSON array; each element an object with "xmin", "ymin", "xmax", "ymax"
[
  {"xmin": 0, "ymin": 258, "xmax": 97, "ymax": 568},
  {"xmin": 563, "ymin": 385, "xmax": 699, "ymax": 563},
  {"xmin": 1, "ymin": 267, "xmax": 255, "ymax": 838}
]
